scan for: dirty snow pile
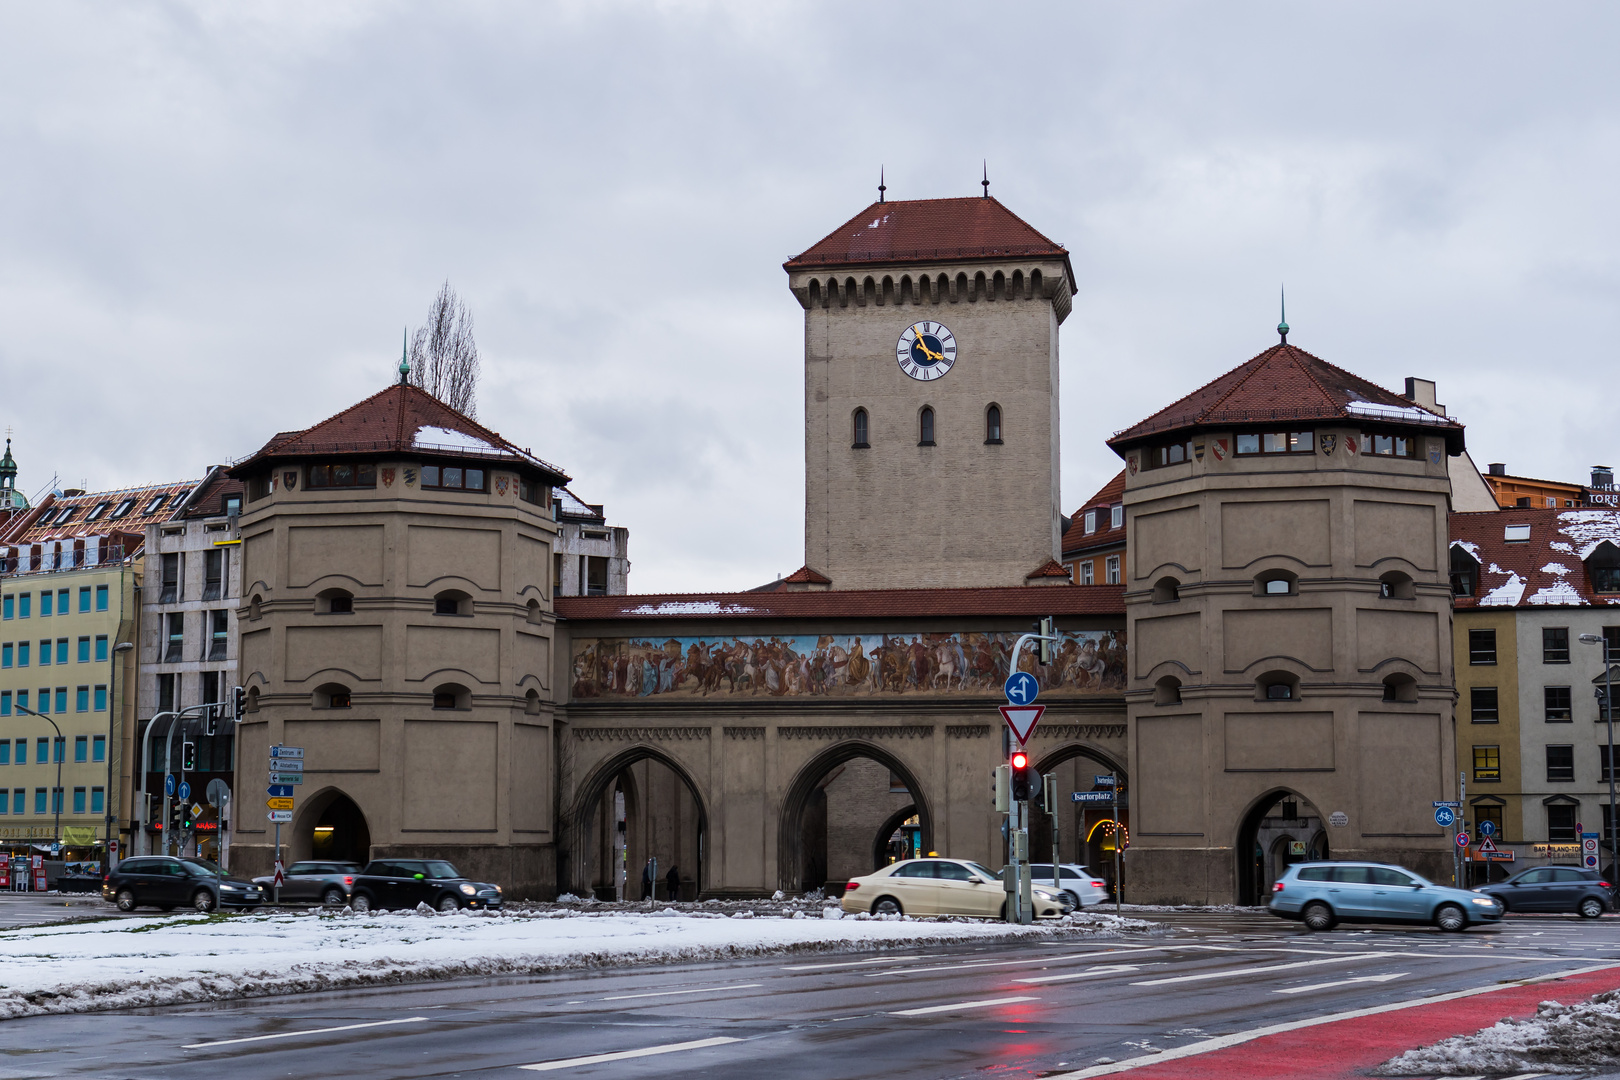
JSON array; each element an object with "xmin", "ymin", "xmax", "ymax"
[
  {"xmin": 1377, "ymin": 991, "xmax": 1620, "ymax": 1075},
  {"xmin": 0, "ymin": 905, "xmax": 1150, "ymax": 1019}
]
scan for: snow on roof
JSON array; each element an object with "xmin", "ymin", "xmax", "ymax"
[
  {"xmin": 624, "ymin": 601, "xmax": 760, "ymax": 616},
  {"xmin": 1450, "ymin": 539, "xmax": 1481, "ymax": 561},
  {"xmin": 1540, "ymin": 562, "xmax": 1572, "ymax": 577},
  {"xmin": 1556, "ymin": 509, "xmax": 1620, "ymax": 559},
  {"xmin": 1527, "ymin": 580, "xmax": 1586, "ymax": 606},
  {"xmin": 1343, "ymin": 400, "xmax": 1441, "ymax": 423},
  {"xmin": 413, "ymin": 425, "xmax": 497, "ymax": 454},
  {"xmin": 553, "ymin": 487, "xmax": 596, "ymax": 518},
  {"xmin": 1479, "ymin": 571, "xmax": 1526, "ymax": 607}
]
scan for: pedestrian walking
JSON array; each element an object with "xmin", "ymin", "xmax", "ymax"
[
  {"xmin": 641, "ymin": 858, "xmax": 654, "ymax": 902},
  {"xmin": 665, "ymin": 865, "xmax": 680, "ymax": 902}
]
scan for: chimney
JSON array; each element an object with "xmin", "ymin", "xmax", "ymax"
[
  {"xmin": 1403, "ymin": 377, "xmax": 1445, "ymax": 416},
  {"xmin": 1487, "ymin": 463, "xmax": 1507, "ymax": 477},
  {"xmin": 1593, "ymin": 465, "xmax": 1614, "ymax": 490}
]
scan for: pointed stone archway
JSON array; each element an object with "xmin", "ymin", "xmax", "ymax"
[
  {"xmin": 1235, "ymin": 787, "xmax": 1329, "ymax": 905},
  {"xmin": 564, "ymin": 744, "xmax": 708, "ymax": 901},
  {"xmin": 291, "ymin": 787, "xmax": 372, "ymax": 865}
]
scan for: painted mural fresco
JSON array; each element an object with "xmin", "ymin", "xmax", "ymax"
[{"xmin": 570, "ymin": 630, "xmax": 1127, "ymax": 701}]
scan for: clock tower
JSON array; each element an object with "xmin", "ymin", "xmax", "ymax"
[{"xmin": 784, "ymin": 194, "xmax": 1076, "ymax": 590}]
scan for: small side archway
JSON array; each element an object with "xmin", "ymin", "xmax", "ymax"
[
  {"xmin": 1235, "ymin": 787, "xmax": 1329, "ymax": 905},
  {"xmin": 291, "ymin": 787, "xmax": 372, "ymax": 865},
  {"xmin": 1031, "ymin": 743, "xmax": 1128, "ymax": 897}
]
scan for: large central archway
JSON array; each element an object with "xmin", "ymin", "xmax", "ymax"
[
  {"xmin": 1031, "ymin": 743, "xmax": 1127, "ymax": 898},
  {"xmin": 1235, "ymin": 788, "xmax": 1329, "ymax": 905},
  {"xmin": 565, "ymin": 745, "xmax": 708, "ymax": 901},
  {"xmin": 777, "ymin": 740, "xmax": 933, "ymax": 896}
]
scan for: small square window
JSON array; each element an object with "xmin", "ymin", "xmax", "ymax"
[
  {"xmin": 1543, "ymin": 627, "xmax": 1569, "ymax": 663},
  {"xmin": 1105, "ymin": 555, "xmax": 1121, "ymax": 585},
  {"xmin": 95, "ymin": 585, "xmax": 109, "ymax": 611},
  {"xmin": 1264, "ymin": 579, "xmax": 1291, "ymax": 595},
  {"xmin": 1468, "ymin": 629, "xmax": 1497, "ymax": 665},
  {"xmin": 1470, "ymin": 686, "xmax": 1499, "ymax": 723},
  {"xmin": 1472, "ymin": 744, "xmax": 1501, "ymax": 781},
  {"xmin": 1545, "ymin": 685, "xmax": 1573, "ymax": 722}
]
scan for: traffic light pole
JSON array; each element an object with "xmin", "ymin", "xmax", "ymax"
[{"xmin": 155, "ymin": 703, "xmax": 220, "ymax": 858}]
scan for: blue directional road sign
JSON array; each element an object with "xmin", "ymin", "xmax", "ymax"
[
  {"xmin": 1072, "ymin": 792, "xmax": 1114, "ymax": 803},
  {"xmin": 267, "ymin": 785, "xmax": 293, "ymax": 798},
  {"xmin": 1478, "ymin": 819, "xmax": 1497, "ymax": 838},
  {"xmin": 1434, "ymin": 806, "xmax": 1456, "ymax": 828},
  {"xmin": 1094, "ymin": 775, "xmax": 1117, "ymax": 787},
  {"xmin": 164, "ymin": 774, "xmax": 175, "ymax": 797},
  {"xmin": 1004, "ymin": 671, "xmax": 1039, "ymax": 705},
  {"xmin": 178, "ymin": 781, "xmax": 191, "ymax": 802}
]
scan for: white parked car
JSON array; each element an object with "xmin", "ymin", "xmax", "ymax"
[
  {"xmin": 840, "ymin": 857, "xmax": 1073, "ymax": 919},
  {"xmin": 1026, "ymin": 863, "xmax": 1111, "ymax": 908}
]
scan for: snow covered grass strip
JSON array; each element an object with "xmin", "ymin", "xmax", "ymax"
[
  {"xmin": 0, "ymin": 906, "xmax": 1152, "ymax": 1020},
  {"xmin": 1376, "ymin": 989, "xmax": 1620, "ymax": 1076}
]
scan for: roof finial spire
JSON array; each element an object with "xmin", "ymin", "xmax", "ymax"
[
  {"xmin": 878, "ymin": 165, "xmax": 886, "ymax": 204},
  {"xmin": 398, "ymin": 328, "xmax": 410, "ymax": 385},
  {"xmin": 981, "ymin": 159, "xmax": 990, "ymax": 198},
  {"xmin": 1277, "ymin": 285, "xmax": 1289, "ymax": 344}
]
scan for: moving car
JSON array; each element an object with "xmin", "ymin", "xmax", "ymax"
[
  {"xmin": 1474, "ymin": 867, "xmax": 1612, "ymax": 918},
  {"xmin": 1026, "ymin": 863, "xmax": 1111, "ymax": 908},
  {"xmin": 840, "ymin": 857, "xmax": 1073, "ymax": 919},
  {"xmin": 104, "ymin": 856, "xmax": 265, "ymax": 913},
  {"xmin": 1268, "ymin": 861, "xmax": 1502, "ymax": 931},
  {"xmin": 348, "ymin": 859, "xmax": 503, "ymax": 913},
  {"xmin": 251, "ymin": 861, "xmax": 361, "ymax": 905}
]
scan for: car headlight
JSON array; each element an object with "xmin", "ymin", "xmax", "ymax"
[
  {"xmin": 1470, "ymin": 897, "xmax": 1496, "ymax": 906},
  {"xmin": 460, "ymin": 883, "xmax": 477, "ymax": 896},
  {"xmin": 220, "ymin": 884, "xmax": 242, "ymax": 891}
]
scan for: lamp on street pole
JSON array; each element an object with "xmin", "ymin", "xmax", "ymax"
[
  {"xmin": 1579, "ymin": 632, "xmax": 1618, "ymax": 900},
  {"xmin": 15, "ymin": 703, "xmax": 64, "ymax": 852}
]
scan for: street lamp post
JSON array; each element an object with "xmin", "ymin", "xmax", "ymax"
[
  {"xmin": 1579, "ymin": 632, "xmax": 1619, "ymax": 901},
  {"xmin": 15, "ymin": 703, "xmax": 64, "ymax": 853}
]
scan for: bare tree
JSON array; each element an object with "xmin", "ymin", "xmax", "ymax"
[{"xmin": 409, "ymin": 281, "xmax": 481, "ymax": 417}]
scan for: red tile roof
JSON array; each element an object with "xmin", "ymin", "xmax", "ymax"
[
  {"xmin": 230, "ymin": 382, "xmax": 569, "ymax": 482},
  {"xmin": 178, "ymin": 467, "xmax": 244, "ymax": 520},
  {"xmin": 1062, "ymin": 470, "xmax": 1127, "ymax": 557},
  {"xmin": 556, "ymin": 584, "xmax": 1126, "ymax": 621},
  {"xmin": 785, "ymin": 197, "xmax": 1072, "ymax": 278},
  {"xmin": 1026, "ymin": 559, "xmax": 1072, "ymax": 579},
  {"xmin": 1108, "ymin": 343, "xmax": 1466, "ymax": 453},
  {"xmin": 3, "ymin": 480, "xmax": 198, "ymax": 547},
  {"xmin": 1451, "ymin": 508, "xmax": 1620, "ymax": 609}
]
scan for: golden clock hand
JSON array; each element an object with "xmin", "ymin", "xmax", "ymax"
[{"xmin": 911, "ymin": 327, "xmax": 944, "ymax": 362}]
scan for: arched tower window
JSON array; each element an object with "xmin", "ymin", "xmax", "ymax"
[
  {"xmin": 985, "ymin": 404, "xmax": 1003, "ymax": 444},
  {"xmin": 919, "ymin": 407, "xmax": 935, "ymax": 447},
  {"xmin": 852, "ymin": 408, "xmax": 870, "ymax": 449}
]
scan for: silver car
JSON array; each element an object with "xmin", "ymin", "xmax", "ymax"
[
  {"xmin": 1268, "ymin": 861, "xmax": 1503, "ymax": 931},
  {"xmin": 251, "ymin": 861, "xmax": 361, "ymax": 905}
]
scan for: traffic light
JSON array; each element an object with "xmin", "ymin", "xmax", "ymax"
[
  {"xmin": 994, "ymin": 765, "xmax": 1011, "ymax": 812},
  {"xmin": 1037, "ymin": 616, "xmax": 1055, "ymax": 666},
  {"xmin": 232, "ymin": 685, "xmax": 246, "ymax": 723},
  {"xmin": 203, "ymin": 705, "xmax": 218, "ymax": 737},
  {"xmin": 1011, "ymin": 751, "xmax": 1032, "ymax": 801},
  {"xmin": 181, "ymin": 741, "xmax": 196, "ymax": 772}
]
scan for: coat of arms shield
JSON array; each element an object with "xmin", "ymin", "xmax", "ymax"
[{"xmin": 1320, "ymin": 434, "xmax": 1337, "ymax": 455}]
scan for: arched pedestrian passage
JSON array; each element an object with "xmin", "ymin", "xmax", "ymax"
[
  {"xmin": 1235, "ymin": 788, "xmax": 1329, "ymax": 905},
  {"xmin": 777, "ymin": 741, "xmax": 933, "ymax": 896},
  {"xmin": 1030, "ymin": 743, "xmax": 1127, "ymax": 898},
  {"xmin": 566, "ymin": 746, "xmax": 707, "ymax": 902},
  {"xmin": 292, "ymin": 788, "xmax": 372, "ymax": 865}
]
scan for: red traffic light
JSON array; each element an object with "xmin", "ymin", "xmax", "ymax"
[{"xmin": 1010, "ymin": 751, "xmax": 1028, "ymax": 769}]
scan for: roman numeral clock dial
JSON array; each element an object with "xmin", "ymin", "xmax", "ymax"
[{"xmin": 896, "ymin": 321, "xmax": 957, "ymax": 381}]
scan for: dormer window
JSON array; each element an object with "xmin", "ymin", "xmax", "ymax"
[
  {"xmin": 1110, "ymin": 504, "xmax": 1123, "ymax": 529},
  {"xmin": 222, "ymin": 494, "xmax": 242, "ymax": 516},
  {"xmin": 1588, "ymin": 542, "xmax": 1620, "ymax": 594},
  {"xmin": 1450, "ymin": 546, "xmax": 1480, "ymax": 596},
  {"xmin": 1084, "ymin": 510, "xmax": 1096, "ymax": 535}
]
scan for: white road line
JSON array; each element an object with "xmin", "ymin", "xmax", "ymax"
[
  {"xmin": 1501, "ymin": 1074, "xmax": 1549, "ymax": 1079},
  {"xmin": 888, "ymin": 995, "xmax": 1039, "ymax": 1016},
  {"xmin": 781, "ymin": 956, "xmax": 920, "ymax": 971},
  {"xmin": 600, "ymin": 983, "xmax": 761, "ymax": 1001},
  {"xmin": 518, "ymin": 1036, "xmax": 742, "ymax": 1072},
  {"xmin": 865, "ymin": 946, "xmax": 1193, "ymax": 977},
  {"xmin": 1130, "ymin": 952, "xmax": 1395, "ymax": 986},
  {"xmin": 1017, "ymin": 964, "xmax": 1140, "ymax": 984},
  {"xmin": 1273, "ymin": 972, "xmax": 1406, "ymax": 994},
  {"xmin": 1047, "ymin": 962, "xmax": 1620, "ymax": 1079},
  {"xmin": 183, "ymin": 1016, "xmax": 432, "ymax": 1049}
]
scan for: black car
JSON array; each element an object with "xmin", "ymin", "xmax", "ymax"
[
  {"xmin": 349, "ymin": 859, "xmax": 502, "ymax": 913},
  {"xmin": 1476, "ymin": 866, "xmax": 1612, "ymax": 918},
  {"xmin": 104, "ymin": 856, "xmax": 266, "ymax": 913}
]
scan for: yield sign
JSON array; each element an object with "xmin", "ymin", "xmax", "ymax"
[
  {"xmin": 1479, "ymin": 836, "xmax": 1499, "ymax": 854},
  {"xmin": 999, "ymin": 704, "xmax": 1046, "ymax": 746}
]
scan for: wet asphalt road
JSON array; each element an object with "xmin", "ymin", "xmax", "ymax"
[{"xmin": 8, "ymin": 909, "xmax": 1620, "ymax": 1079}]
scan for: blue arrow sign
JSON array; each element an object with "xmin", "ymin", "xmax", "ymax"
[
  {"xmin": 1478, "ymin": 819, "xmax": 1496, "ymax": 837},
  {"xmin": 1004, "ymin": 671, "xmax": 1039, "ymax": 705},
  {"xmin": 1434, "ymin": 806, "xmax": 1456, "ymax": 828},
  {"xmin": 267, "ymin": 785, "xmax": 293, "ymax": 798},
  {"xmin": 178, "ymin": 781, "xmax": 191, "ymax": 802},
  {"xmin": 164, "ymin": 774, "xmax": 175, "ymax": 797}
]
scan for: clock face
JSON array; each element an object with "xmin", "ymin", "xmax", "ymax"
[{"xmin": 896, "ymin": 321, "xmax": 957, "ymax": 381}]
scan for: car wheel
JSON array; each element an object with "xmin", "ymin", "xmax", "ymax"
[
  {"xmin": 1301, "ymin": 901, "xmax": 1335, "ymax": 932},
  {"xmin": 192, "ymin": 889, "xmax": 217, "ymax": 913},
  {"xmin": 1495, "ymin": 897, "xmax": 1510, "ymax": 913},
  {"xmin": 1062, "ymin": 891, "xmax": 1080, "ymax": 909},
  {"xmin": 351, "ymin": 893, "xmax": 373, "ymax": 914},
  {"xmin": 1435, "ymin": 903, "xmax": 1467, "ymax": 932},
  {"xmin": 321, "ymin": 887, "xmax": 345, "ymax": 906},
  {"xmin": 1579, "ymin": 897, "xmax": 1605, "ymax": 919},
  {"xmin": 114, "ymin": 888, "xmax": 137, "ymax": 912},
  {"xmin": 437, "ymin": 895, "xmax": 461, "ymax": 913},
  {"xmin": 871, "ymin": 897, "xmax": 903, "ymax": 916}
]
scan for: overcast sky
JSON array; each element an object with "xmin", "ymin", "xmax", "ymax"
[{"xmin": 3, "ymin": 2, "xmax": 1616, "ymax": 592}]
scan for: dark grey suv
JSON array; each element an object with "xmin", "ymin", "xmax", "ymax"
[
  {"xmin": 251, "ymin": 861, "xmax": 361, "ymax": 905},
  {"xmin": 1475, "ymin": 866, "xmax": 1612, "ymax": 918}
]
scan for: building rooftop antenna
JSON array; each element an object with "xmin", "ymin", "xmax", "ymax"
[
  {"xmin": 1277, "ymin": 286, "xmax": 1290, "ymax": 344},
  {"xmin": 981, "ymin": 160, "xmax": 990, "ymax": 198}
]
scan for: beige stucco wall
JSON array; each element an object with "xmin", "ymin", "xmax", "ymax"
[
  {"xmin": 1120, "ymin": 428, "xmax": 1461, "ymax": 903},
  {"xmin": 789, "ymin": 262, "xmax": 1068, "ymax": 589},
  {"xmin": 230, "ymin": 461, "xmax": 560, "ymax": 897}
]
